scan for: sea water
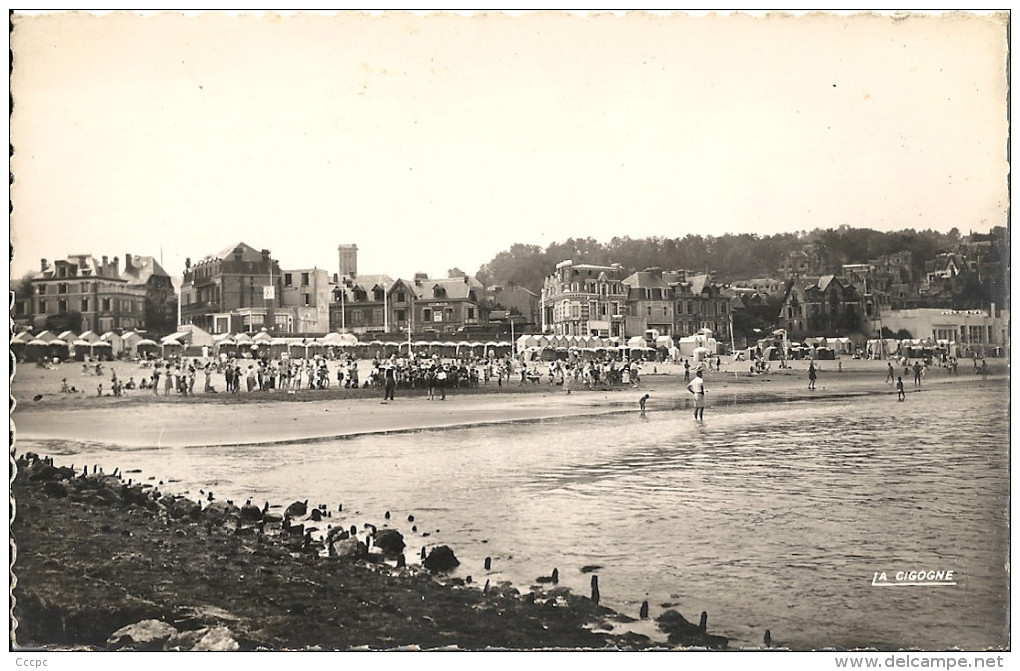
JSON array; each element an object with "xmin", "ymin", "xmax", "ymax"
[{"xmin": 20, "ymin": 382, "xmax": 1009, "ymax": 650}]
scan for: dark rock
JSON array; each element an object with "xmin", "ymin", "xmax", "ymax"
[
  {"xmin": 329, "ymin": 537, "xmax": 368, "ymax": 560},
  {"xmin": 373, "ymin": 528, "xmax": 405, "ymax": 556},
  {"xmin": 167, "ymin": 498, "xmax": 201, "ymax": 520},
  {"xmin": 422, "ymin": 545, "xmax": 460, "ymax": 573},
  {"xmin": 310, "ymin": 508, "xmax": 323, "ymax": 522},
  {"xmin": 202, "ymin": 500, "xmax": 240, "ymax": 524},
  {"xmin": 29, "ymin": 465, "xmax": 62, "ymax": 482},
  {"xmin": 41, "ymin": 481, "xmax": 68, "ymax": 498},
  {"xmin": 284, "ymin": 500, "xmax": 308, "ymax": 519},
  {"xmin": 656, "ymin": 609, "xmax": 728, "ymax": 649},
  {"xmin": 238, "ymin": 502, "xmax": 263, "ymax": 523},
  {"xmin": 107, "ymin": 619, "xmax": 178, "ymax": 650}
]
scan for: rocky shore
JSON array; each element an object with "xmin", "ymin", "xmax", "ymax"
[{"xmin": 11, "ymin": 452, "xmax": 728, "ymax": 651}]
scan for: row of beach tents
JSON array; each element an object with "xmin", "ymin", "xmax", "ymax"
[
  {"xmin": 10, "ymin": 326, "xmax": 519, "ymax": 362},
  {"xmin": 10, "ymin": 329, "xmax": 154, "ymax": 362}
]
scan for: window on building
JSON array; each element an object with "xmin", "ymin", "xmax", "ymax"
[
  {"xmin": 395, "ymin": 309, "xmax": 406, "ymax": 322},
  {"xmin": 284, "ymin": 273, "xmax": 293, "ymax": 286},
  {"xmin": 423, "ymin": 308, "xmax": 432, "ymax": 322},
  {"xmin": 303, "ymin": 293, "xmax": 311, "ymax": 306},
  {"xmin": 302, "ymin": 273, "xmax": 310, "ymax": 286},
  {"xmin": 373, "ymin": 309, "xmax": 383, "ymax": 324},
  {"xmin": 58, "ymin": 299, "xmax": 67, "ymax": 312},
  {"xmin": 38, "ymin": 284, "xmax": 46, "ymax": 295},
  {"xmin": 57, "ymin": 283, "xmax": 67, "ymax": 294},
  {"xmin": 102, "ymin": 298, "xmax": 111, "ymax": 311},
  {"xmin": 38, "ymin": 299, "xmax": 47, "ymax": 312},
  {"xmin": 81, "ymin": 298, "xmax": 89, "ymax": 312},
  {"xmin": 467, "ymin": 307, "xmax": 475, "ymax": 320},
  {"xmin": 397, "ymin": 291, "xmax": 405, "ymax": 303},
  {"xmin": 352, "ymin": 310, "xmax": 364, "ymax": 325}
]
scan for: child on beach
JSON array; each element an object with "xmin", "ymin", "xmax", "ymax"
[
  {"xmin": 896, "ymin": 376, "xmax": 905, "ymax": 401},
  {"xmin": 639, "ymin": 394, "xmax": 650, "ymax": 413}
]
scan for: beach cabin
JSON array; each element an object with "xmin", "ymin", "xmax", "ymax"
[
  {"xmin": 119, "ymin": 331, "xmax": 145, "ymax": 358},
  {"xmin": 100, "ymin": 331, "xmax": 124, "ymax": 357}
]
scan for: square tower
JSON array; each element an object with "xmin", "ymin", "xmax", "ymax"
[{"xmin": 338, "ymin": 244, "xmax": 358, "ymax": 280}]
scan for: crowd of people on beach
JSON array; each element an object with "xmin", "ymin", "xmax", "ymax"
[{"xmin": 59, "ymin": 349, "xmax": 663, "ymax": 401}]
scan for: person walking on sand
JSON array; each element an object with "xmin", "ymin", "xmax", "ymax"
[
  {"xmin": 808, "ymin": 362, "xmax": 817, "ymax": 390},
  {"xmin": 896, "ymin": 376, "xmax": 905, "ymax": 401},
  {"xmin": 886, "ymin": 362, "xmax": 895, "ymax": 384},
  {"xmin": 687, "ymin": 370, "xmax": 706, "ymax": 421},
  {"xmin": 383, "ymin": 365, "xmax": 396, "ymax": 402}
]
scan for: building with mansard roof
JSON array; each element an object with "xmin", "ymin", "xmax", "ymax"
[{"xmin": 14, "ymin": 252, "xmax": 173, "ymax": 334}]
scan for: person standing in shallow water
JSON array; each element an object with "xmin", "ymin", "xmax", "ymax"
[{"xmin": 687, "ymin": 370, "xmax": 706, "ymax": 421}]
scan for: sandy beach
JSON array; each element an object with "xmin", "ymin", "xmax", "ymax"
[{"xmin": 12, "ymin": 356, "xmax": 1004, "ymax": 448}]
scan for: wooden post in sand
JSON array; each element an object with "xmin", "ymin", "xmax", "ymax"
[{"xmin": 590, "ymin": 575, "xmax": 600, "ymax": 605}]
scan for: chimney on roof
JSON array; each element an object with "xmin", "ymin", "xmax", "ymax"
[
  {"xmin": 123, "ymin": 253, "xmax": 132, "ymax": 272},
  {"xmin": 102, "ymin": 255, "xmax": 108, "ymax": 271},
  {"xmin": 41, "ymin": 258, "xmax": 48, "ymax": 272},
  {"xmin": 112, "ymin": 256, "xmax": 120, "ymax": 276}
]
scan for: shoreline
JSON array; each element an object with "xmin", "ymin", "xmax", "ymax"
[{"xmin": 13, "ymin": 365, "xmax": 1005, "ymax": 449}]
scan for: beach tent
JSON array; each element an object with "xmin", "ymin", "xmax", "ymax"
[
  {"xmin": 47, "ymin": 339, "xmax": 70, "ymax": 361},
  {"xmin": 77, "ymin": 330, "xmax": 101, "ymax": 344},
  {"xmin": 32, "ymin": 330, "xmax": 58, "ymax": 343},
  {"xmin": 136, "ymin": 338, "xmax": 159, "ymax": 357},
  {"xmin": 268, "ymin": 337, "xmax": 288, "ymax": 358},
  {"xmin": 626, "ymin": 335, "xmax": 648, "ymax": 350},
  {"xmin": 10, "ymin": 332, "xmax": 30, "ymax": 361},
  {"xmin": 90, "ymin": 340, "xmax": 113, "ymax": 360},
  {"xmin": 692, "ymin": 346, "xmax": 711, "ymax": 362},
  {"xmin": 57, "ymin": 330, "xmax": 79, "ymax": 345},
  {"xmin": 26, "ymin": 339, "xmax": 50, "ymax": 362},
  {"xmin": 71, "ymin": 339, "xmax": 93, "ymax": 361},
  {"xmin": 516, "ymin": 334, "xmax": 540, "ymax": 352}
]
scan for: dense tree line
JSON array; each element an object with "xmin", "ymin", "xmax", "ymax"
[{"xmin": 476, "ymin": 226, "xmax": 971, "ymax": 293}]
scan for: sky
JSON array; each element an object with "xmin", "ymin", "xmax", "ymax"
[{"xmin": 9, "ymin": 10, "xmax": 1009, "ymax": 285}]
